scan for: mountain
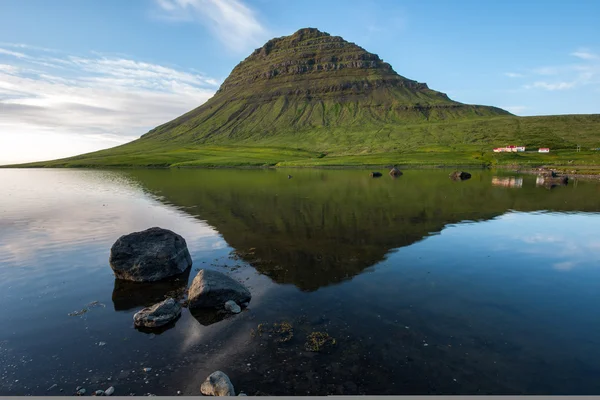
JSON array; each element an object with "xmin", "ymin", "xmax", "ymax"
[
  {"xmin": 143, "ymin": 27, "xmax": 509, "ymax": 144},
  {"xmin": 7, "ymin": 28, "xmax": 600, "ymax": 168}
]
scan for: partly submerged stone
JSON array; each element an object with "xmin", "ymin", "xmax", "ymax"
[
  {"xmin": 188, "ymin": 269, "xmax": 251, "ymax": 310},
  {"xmin": 133, "ymin": 298, "xmax": 182, "ymax": 328},
  {"xmin": 449, "ymin": 171, "xmax": 472, "ymax": 181},
  {"xmin": 109, "ymin": 227, "xmax": 192, "ymax": 282},
  {"xmin": 389, "ymin": 167, "xmax": 403, "ymax": 177},
  {"xmin": 200, "ymin": 371, "xmax": 235, "ymax": 396}
]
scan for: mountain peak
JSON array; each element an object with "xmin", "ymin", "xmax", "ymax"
[{"xmin": 143, "ymin": 28, "xmax": 509, "ymax": 142}]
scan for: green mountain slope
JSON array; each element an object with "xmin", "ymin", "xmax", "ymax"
[
  {"xmin": 6, "ymin": 28, "xmax": 600, "ymax": 168},
  {"xmin": 143, "ymin": 27, "xmax": 509, "ymax": 145}
]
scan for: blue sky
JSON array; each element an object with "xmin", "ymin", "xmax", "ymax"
[{"xmin": 1, "ymin": 0, "xmax": 599, "ymax": 164}]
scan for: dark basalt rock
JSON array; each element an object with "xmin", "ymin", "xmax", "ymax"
[
  {"xmin": 389, "ymin": 167, "xmax": 403, "ymax": 177},
  {"xmin": 188, "ymin": 269, "xmax": 251, "ymax": 310},
  {"xmin": 450, "ymin": 171, "xmax": 472, "ymax": 181},
  {"xmin": 109, "ymin": 227, "xmax": 192, "ymax": 282},
  {"xmin": 370, "ymin": 172, "xmax": 382, "ymax": 177}
]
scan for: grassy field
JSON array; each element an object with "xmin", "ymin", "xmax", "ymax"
[{"xmin": 5, "ymin": 114, "xmax": 600, "ymax": 170}]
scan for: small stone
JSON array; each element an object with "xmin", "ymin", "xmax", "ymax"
[
  {"xmin": 238, "ymin": 393, "xmax": 247, "ymax": 396},
  {"xmin": 143, "ymin": 368, "xmax": 152, "ymax": 373},
  {"xmin": 98, "ymin": 342, "xmax": 106, "ymax": 346},
  {"xmin": 77, "ymin": 388, "xmax": 86, "ymax": 396},
  {"xmin": 201, "ymin": 371, "xmax": 235, "ymax": 396},
  {"xmin": 176, "ymin": 391, "xmax": 181, "ymax": 395},
  {"xmin": 134, "ymin": 298, "xmax": 182, "ymax": 328},
  {"xmin": 95, "ymin": 390, "xmax": 105, "ymax": 396},
  {"xmin": 224, "ymin": 300, "xmax": 241, "ymax": 314},
  {"xmin": 105, "ymin": 386, "xmax": 115, "ymax": 396}
]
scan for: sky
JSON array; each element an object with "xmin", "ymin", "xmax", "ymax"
[{"xmin": 0, "ymin": 0, "xmax": 599, "ymax": 164}]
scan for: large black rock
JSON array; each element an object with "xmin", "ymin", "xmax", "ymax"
[{"xmin": 109, "ymin": 227, "xmax": 192, "ymax": 282}]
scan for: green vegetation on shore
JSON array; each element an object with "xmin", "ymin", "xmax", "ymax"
[
  {"xmin": 6, "ymin": 114, "xmax": 600, "ymax": 170},
  {"xmin": 3, "ymin": 28, "xmax": 599, "ymax": 170}
]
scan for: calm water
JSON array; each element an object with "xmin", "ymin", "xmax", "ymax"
[{"xmin": 1, "ymin": 168, "xmax": 600, "ymax": 395}]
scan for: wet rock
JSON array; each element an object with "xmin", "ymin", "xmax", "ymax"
[
  {"xmin": 77, "ymin": 388, "xmax": 86, "ymax": 396},
  {"xmin": 224, "ymin": 300, "xmax": 241, "ymax": 314},
  {"xmin": 143, "ymin": 368, "xmax": 152, "ymax": 373},
  {"xmin": 188, "ymin": 269, "xmax": 251, "ymax": 310},
  {"xmin": 105, "ymin": 386, "xmax": 114, "ymax": 396},
  {"xmin": 94, "ymin": 390, "xmax": 105, "ymax": 396},
  {"xmin": 201, "ymin": 371, "xmax": 235, "ymax": 396},
  {"xmin": 370, "ymin": 172, "xmax": 382, "ymax": 178},
  {"xmin": 449, "ymin": 171, "xmax": 471, "ymax": 181},
  {"xmin": 389, "ymin": 167, "xmax": 403, "ymax": 177},
  {"xmin": 133, "ymin": 298, "xmax": 182, "ymax": 328},
  {"xmin": 109, "ymin": 227, "xmax": 192, "ymax": 282}
]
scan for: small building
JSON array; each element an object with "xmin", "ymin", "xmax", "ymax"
[
  {"xmin": 538, "ymin": 148, "xmax": 550, "ymax": 153},
  {"xmin": 493, "ymin": 145, "xmax": 526, "ymax": 153}
]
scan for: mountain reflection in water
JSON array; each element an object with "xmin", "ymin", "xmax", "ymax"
[{"xmin": 121, "ymin": 169, "xmax": 600, "ymax": 291}]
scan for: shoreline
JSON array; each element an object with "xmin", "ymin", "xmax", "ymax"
[{"xmin": 3, "ymin": 163, "xmax": 600, "ymax": 180}]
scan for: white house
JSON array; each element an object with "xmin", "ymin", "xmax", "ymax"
[{"xmin": 538, "ymin": 148, "xmax": 550, "ymax": 153}]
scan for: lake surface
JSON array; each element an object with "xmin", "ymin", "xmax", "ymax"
[{"xmin": 1, "ymin": 168, "xmax": 600, "ymax": 395}]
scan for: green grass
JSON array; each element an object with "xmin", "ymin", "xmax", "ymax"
[{"xmin": 6, "ymin": 114, "xmax": 600, "ymax": 169}]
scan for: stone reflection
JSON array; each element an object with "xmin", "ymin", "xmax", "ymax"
[{"xmin": 111, "ymin": 267, "xmax": 191, "ymax": 311}]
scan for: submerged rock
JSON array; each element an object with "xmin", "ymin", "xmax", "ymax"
[
  {"xmin": 389, "ymin": 167, "xmax": 403, "ymax": 177},
  {"xmin": 133, "ymin": 298, "xmax": 182, "ymax": 328},
  {"xmin": 449, "ymin": 171, "xmax": 472, "ymax": 180},
  {"xmin": 109, "ymin": 227, "xmax": 192, "ymax": 282},
  {"xmin": 188, "ymin": 269, "xmax": 251, "ymax": 310},
  {"xmin": 370, "ymin": 172, "xmax": 382, "ymax": 178},
  {"xmin": 200, "ymin": 371, "xmax": 235, "ymax": 396},
  {"xmin": 224, "ymin": 300, "xmax": 242, "ymax": 314}
]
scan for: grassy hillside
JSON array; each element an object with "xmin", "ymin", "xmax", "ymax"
[
  {"xmin": 3, "ymin": 28, "xmax": 599, "ymax": 169},
  {"xmin": 8, "ymin": 114, "xmax": 600, "ymax": 169}
]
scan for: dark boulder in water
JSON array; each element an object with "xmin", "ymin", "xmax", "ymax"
[
  {"xmin": 449, "ymin": 171, "xmax": 472, "ymax": 181},
  {"xmin": 370, "ymin": 172, "xmax": 382, "ymax": 177},
  {"xmin": 188, "ymin": 269, "xmax": 251, "ymax": 310},
  {"xmin": 389, "ymin": 167, "xmax": 403, "ymax": 177},
  {"xmin": 109, "ymin": 227, "xmax": 192, "ymax": 282}
]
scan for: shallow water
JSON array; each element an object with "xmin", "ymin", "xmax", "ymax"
[{"xmin": 1, "ymin": 168, "xmax": 600, "ymax": 395}]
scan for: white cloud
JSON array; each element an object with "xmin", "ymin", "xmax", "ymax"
[
  {"xmin": 526, "ymin": 81, "xmax": 576, "ymax": 91},
  {"xmin": 523, "ymin": 48, "xmax": 600, "ymax": 93},
  {"xmin": 571, "ymin": 49, "xmax": 598, "ymax": 60},
  {"xmin": 154, "ymin": 0, "xmax": 268, "ymax": 53},
  {"xmin": 533, "ymin": 66, "xmax": 560, "ymax": 76},
  {"xmin": 0, "ymin": 48, "xmax": 28, "ymax": 59},
  {"xmin": 0, "ymin": 45, "xmax": 219, "ymax": 164},
  {"xmin": 504, "ymin": 72, "xmax": 524, "ymax": 78}
]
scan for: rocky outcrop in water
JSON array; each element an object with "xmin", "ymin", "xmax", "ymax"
[
  {"xmin": 450, "ymin": 171, "xmax": 472, "ymax": 181},
  {"xmin": 109, "ymin": 227, "xmax": 192, "ymax": 282},
  {"xmin": 133, "ymin": 298, "xmax": 182, "ymax": 328},
  {"xmin": 200, "ymin": 371, "xmax": 235, "ymax": 396},
  {"xmin": 188, "ymin": 269, "xmax": 251, "ymax": 310},
  {"xmin": 389, "ymin": 167, "xmax": 403, "ymax": 177}
]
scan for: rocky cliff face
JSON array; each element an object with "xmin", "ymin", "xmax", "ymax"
[
  {"xmin": 142, "ymin": 28, "xmax": 509, "ymax": 143},
  {"xmin": 217, "ymin": 28, "xmax": 438, "ymax": 99}
]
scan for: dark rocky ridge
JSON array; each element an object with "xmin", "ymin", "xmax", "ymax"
[{"xmin": 217, "ymin": 28, "xmax": 437, "ymax": 98}]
